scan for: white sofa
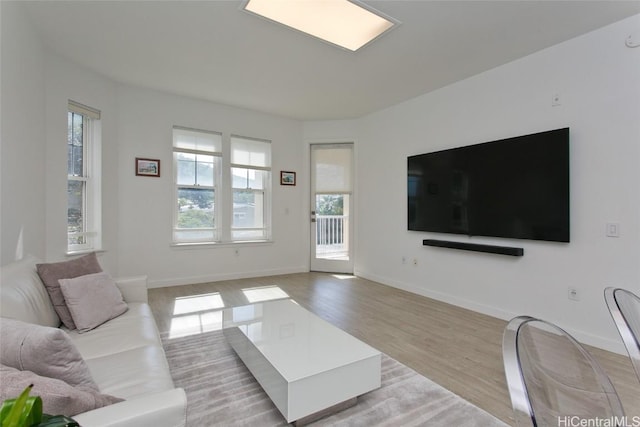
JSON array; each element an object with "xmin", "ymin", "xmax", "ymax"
[{"xmin": 0, "ymin": 256, "xmax": 187, "ymax": 427}]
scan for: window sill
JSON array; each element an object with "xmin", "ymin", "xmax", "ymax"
[
  {"xmin": 170, "ymin": 240, "xmax": 273, "ymax": 250},
  {"xmin": 66, "ymin": 248, "xmax": 105, "ymax": 257}
]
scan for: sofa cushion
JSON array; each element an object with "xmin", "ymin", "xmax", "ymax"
[
  {"xmin": 0, "ymin": 318, "xmax": 98, "ymax": 392},
  {"xmin": 65, "ymin": 303, "xmax": 175, "ymax": 399},
  {"xmin": 84, "ymin": 346, "xmax": 176, "ymax": 399},
  {"xmin": 0, "ymin": 365, "xmax": 123, "ymax": 417},
  {"xmin": 64, "ymin": 303, "xmax": 161, "ymax": 359},
  {"xmin": 0, "ymin": 255, "xmax": 59, "ymax": 327},
  {"xmin": 36, "ymin": 252, "xmax": 103, "ymax": 330},
  {"xmin": 59, "ymin": 272, "xmax": 128, "ymax": 333}
]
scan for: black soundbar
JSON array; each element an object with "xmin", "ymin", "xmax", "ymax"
[{"xmin": 423, "ymin": 239, "xmax": 524, "ymax": 256}]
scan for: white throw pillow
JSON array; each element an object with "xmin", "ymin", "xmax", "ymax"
[{"xmin": 59, "ymin": 272, "xmax": 128, "ymax": 333}]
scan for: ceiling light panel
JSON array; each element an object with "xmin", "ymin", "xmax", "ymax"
[{"xmin": 243, "ymin": 0, "xmax": 397, "ymax": 51}]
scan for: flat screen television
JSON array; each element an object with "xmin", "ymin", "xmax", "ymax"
[{"xmin": 408, "ymin": 128, "xmax": 570, "ymax": 243}]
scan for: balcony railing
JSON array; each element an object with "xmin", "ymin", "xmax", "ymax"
[{"xmin": 316, "ymin": 215, "xmax": 348, "ymax": 259}]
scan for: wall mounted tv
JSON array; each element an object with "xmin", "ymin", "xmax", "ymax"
[{"xmin": 408, "ymin": 128, "xmax": 570, "ymax": 243}]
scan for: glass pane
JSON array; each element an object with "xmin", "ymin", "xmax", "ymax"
[
  {"xmin": 233, "ymin": 190, "xmax": 264, "ymax": 229},
  {"xmin": 176, "ymin": 153, "xmax": 215, "ymax": 187},
  {"xmin": 67, "ymin": 180, "xmax": 85, "ymax": 245},
  {"xmin": 68, "ymin": 112, "xmax": 84, "ymax": 176},
  {"xmin": 173, "ymin": 229, "xmax": 216, "ymax": 243},
  {"xmin": 177, "ymin": 188, "xmax": 214, "ymax": 228},
  {"xmin": 232, "ymin": 168, "xmax": 248, "ymax": 189},
  {"xmin": 176, "ymin": 153, "xmax": 196, "ymax": 186},
  {"xmin": 316, "ymin": 194, "xmax": 344, "ymax": 215},
  {"xmin": 232, "ymin": 168, "xmax": 265, "ymax": 190},
  {"xmin": 315, "ymin": 194, "xmax": 349, "ymax": 260},
  {"xmin": 196, "ymin": 154, "xmax": 214, "ymax": 186},
  {"xmin": 232, "ymin": 229, "xmax": 266, "ymax": 240},
  {"xmin": 67, "ymin": 112, "xmax": 73, "ymax": 173}
]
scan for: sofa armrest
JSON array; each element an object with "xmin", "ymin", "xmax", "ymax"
[
  {"xmin": 72, "ymin": 388, "xmax": 187, "ymax": 427},
  {"xmin": 115, "ymin": 276, "xmax": 148, "ymax": 304}
]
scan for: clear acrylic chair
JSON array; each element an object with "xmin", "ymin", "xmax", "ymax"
[
  {"xmin": 502, "ymin": 316, "xmax": 625, "ymax": 427},
  {"xmin": 605, "ymin": 287, "xmax": 640, "ymax": 382}
]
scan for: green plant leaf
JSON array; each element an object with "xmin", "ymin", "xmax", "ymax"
[
  {"xmin": 22, "ymin": 397, "xmax": 42, "ymax": 426},
  {"xmin": 0, "ymin": 386, "xmax": 42, "ymax": 427},
  {"xmin": 1, "ymin": 384, "xmax": 33, "ymax": 427},
  {"xmin": 0, "ymin": 401, "xmax": 16, "ymax": 424},
  {"xmin": 38, "ymin": 414, "xmax": 79, "ymax": 427}
]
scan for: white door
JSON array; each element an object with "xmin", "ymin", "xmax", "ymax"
[{"xmin": 310, "ymin": 143, "xmax": 354, "ymax": 273}]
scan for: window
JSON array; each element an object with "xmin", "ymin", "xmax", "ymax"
[
  {"xmin": 172, "ymin": 128, "xmax": 271, "ymax": 245},
  {"xmin": 231, "ymin": 135, "xmax": 271, "ymax": 241},
  {"xmin": 173, "ymin": 127, "xmax": 222, "ymax": 243},
  {"xmin": 67, "ymin": 100, "xmax": 101, "ymax": 253}
]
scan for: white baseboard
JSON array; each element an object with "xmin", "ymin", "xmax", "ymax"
[
  {"xmin": 354, "ymin": 268, "xmax": 626, "ymax": 355},
  {"xmin": 355, "ymin": 269, "xmax": 516, "ymax": 319},
  {"xmin": 147, "ymin": 266, "xmax": 309, "ymax": 288}
]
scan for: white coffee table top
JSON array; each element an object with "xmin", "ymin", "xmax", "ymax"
[{"xmin": 223, "ymin": 299, "xmax": 380, "ymax": 382}]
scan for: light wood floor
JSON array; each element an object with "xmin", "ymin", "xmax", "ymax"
[{"xmin": 148, "ymin": 272, "xmax": 640, "ymax": 426}]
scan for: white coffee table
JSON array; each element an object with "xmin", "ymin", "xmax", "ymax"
[{"xmin": 222, "ymin": 299, "xmax": 381, "ymax": 424}]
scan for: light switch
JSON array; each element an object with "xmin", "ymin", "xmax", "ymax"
[{"xmin": 606, "ymin": 222, "xmax": 620, "ymax": 238}]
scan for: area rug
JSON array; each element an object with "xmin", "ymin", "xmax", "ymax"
[{"xmin": 161, "ymin": 329, "xmax": 509, "ymax": 426}]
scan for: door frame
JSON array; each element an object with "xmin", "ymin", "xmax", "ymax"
[{"xmin": 307, "ymin": 141, "xmax": 355, "ymax": 274}]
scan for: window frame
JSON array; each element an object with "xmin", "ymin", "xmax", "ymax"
[
  {"xmin": 172, "ymin": 127, "xmax": 222, "ymax": 244},
  {"xmin": 67, "ymin": 100, "xmax": 101, "ymax": 254},
  {"xmin": 230, "ymin": 135, "xmax": 272, "ymax": 242},
  {"xmin": 172, "ymin": 128, "xmax": 272, "ymax": 246}
]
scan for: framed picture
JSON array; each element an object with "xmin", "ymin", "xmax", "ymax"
[
  {"xmin": 136, "ymin": 158, "xmax": 160, "ymax": 177},
  {"xmin": 280, "ymin": 171, "xmax": 296, "ymax": 186}
]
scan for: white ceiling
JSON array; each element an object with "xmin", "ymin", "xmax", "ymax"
[{"xmin": 20, "ymin": 1, "xmax": 640, "ymax": 121}]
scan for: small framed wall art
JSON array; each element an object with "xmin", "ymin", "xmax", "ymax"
[
  {"xmin": 280, "ymin": 171, "xmax": 296, "ymax": 186},
  {"xmin": 135, "ymin": 158, "xmax": 160, "ymax": 177}
]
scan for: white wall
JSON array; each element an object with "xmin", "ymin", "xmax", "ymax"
[
  {"xmin": 43, "ymin": 53, "xmax": 119, "ymax": 273},
  {"xmin": 346, "ymin": 15, "xmax": 639, "ymax": 353},
  {"xmin": 41, "ymin": 68, "xmax": 308, "ymax": 285},
  {"xmin": 1, "ymin": 4, "xmax": 120, "ymax": 271},
  {"xmin": 2, "ymin": 3, "xmax": 308, "ymax": 285},
  {"xmin": 1, "ymin": 2, "xmax": 47, "ymax": 264},
  {"xmin": 116, "ymin": 85, "xmax": 307, "ymax": 287}
]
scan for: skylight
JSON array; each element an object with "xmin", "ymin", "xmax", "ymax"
[{"xmin": 242, "ymin": 0, "xmax": 398, "ymax": 51}]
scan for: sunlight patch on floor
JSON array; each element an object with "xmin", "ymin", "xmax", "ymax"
[
  {"xmin": 173, "ymin": 292, "xmax": 225, "ymax": 315},
  {"xmin": 169, "ymin": 292, "xmax": 225, "ymax": 338},
  {"xmin": 242, "ymin": 285, "xmax": 289, "ymax": 303},
  {"xmin": 332, "ymin": 274, "xmax": 356, "ymax": 280},
  {"xmin": 168, "ymin": 310, "xmax": 224, "ymax": 339}
]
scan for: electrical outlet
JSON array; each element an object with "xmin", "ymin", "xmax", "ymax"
[
  {"xmin": 568, "ymin": 287, "xmax": 580, "ymax": 301},
  {"xmin": 412, "ymin": 258, "xmax": 418, "ymax": 266},
  {"xmin": 402, "ymin": 256, "xmax": 407, "ymax": 265}
]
